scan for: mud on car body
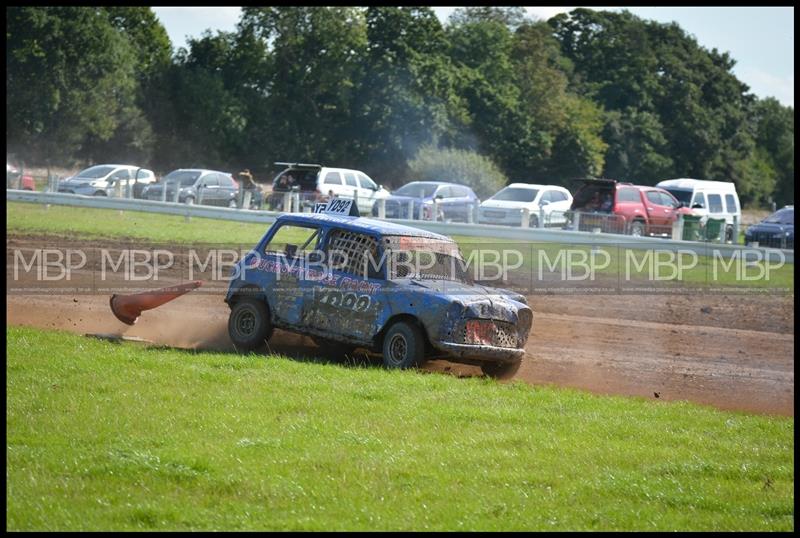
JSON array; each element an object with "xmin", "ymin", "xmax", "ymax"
[{"xmin": 224, "ymin": 208, "xmax": 532, "ymax": 378}]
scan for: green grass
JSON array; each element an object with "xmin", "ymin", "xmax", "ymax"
[
  {"xmin": 6, "ymin": 201, "xmax": 793, "ymax": 290},
  {"xmin": 6, "ymin": 326, "xmax": 794, "ymax": 531}
]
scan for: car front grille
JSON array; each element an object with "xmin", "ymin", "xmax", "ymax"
[{"xmin": 451, "ymin": 314, "xmax": 531, "ymax": 349}]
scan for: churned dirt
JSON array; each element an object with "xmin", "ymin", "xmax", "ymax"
[{"xmin": 6, "ymin": 234, "xmax": 794, "ymax": 416}]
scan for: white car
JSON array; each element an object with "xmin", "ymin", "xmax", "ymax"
[
  {"xmin": 57, "ymin": 164, "xmax": 156, "ymax": 198},
  {"xmin": 478, "ymin": 183, "xmax": 573, "ymax": 227},
  {"xmin": 656, "ymin": 178, "xmax": 741, "ymax": 242},
  {"xmin": 269, "ymin": 163, "xmax": 389, "ymax": 214}
]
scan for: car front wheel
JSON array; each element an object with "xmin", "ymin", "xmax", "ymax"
[
  {"xmin": 481, "ymin": 359, "xmax": 522, "ymax": 380},
  {"xmin": 629, "ymin": 220, "xmax": 645, "ymax": 237},
  {"xmin": 382, "ymin": 320, "xmax": 426, "ymax": 369},
  {"xmin": 228, "ymin": 297, "xmax": 272, "ymax": 352}
]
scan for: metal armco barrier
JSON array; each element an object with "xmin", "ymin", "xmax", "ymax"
[{"xmin": 7, "ymin": 189, "xmax": 793, "ymax": 264}]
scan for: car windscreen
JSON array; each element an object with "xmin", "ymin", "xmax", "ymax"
[
  {"xmin": 491, "ymin": 187, "xmax": 538, "ymax": 202},
  {"xmin": 572, "ymin": 182, "xmax": 615, "ymax": 210},
  {"xmin": 394, "ymin": 183, "xmax": 439, "ymax": 198},
  {"xmin": 384, "ymin": 236, "xmax": 467, "ymax": 283},
  {"xmin": 664, "ymin": 188, "xmax": 692, "ymax": 205},
  {"xmin": 163, "ymin": 171, "xmax": 201, "ymax": 186},
  {"xmin": 764, "ymin": 208, "xmax": 794, "ymax": 225},
  {"xmin": 75, "ymin": 165, "xmax": 116, "ymax": 179}
]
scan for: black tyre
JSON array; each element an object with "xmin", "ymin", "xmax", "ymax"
[
  {"xmin": 382, "ymin": 320, "xmax": 426, "ymax": 369},
  {"xmin": 481, "ymin": 359, "xmax": 522, "ymax": 380},
  {"xmin": 724, "ymin": 225, "xmax": 734, "ymax": 243},
  {"xmin": 629, "ymin": 220, "xmax": 645, "ymax": 237},
  {"xmin": 93, "ymin": 191, "xmax": 107, "ymax": 197},
  {"xmin": 228, "ymin": 297, "xmax": 272, "ymax": 352}
]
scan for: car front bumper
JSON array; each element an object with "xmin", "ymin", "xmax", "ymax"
[{"xmin": 431, "ymin": 341, "xmax": 525, "ymax": 363}]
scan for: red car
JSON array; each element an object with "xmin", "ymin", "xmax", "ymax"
[
  {"xmin": 570, "ymin": 179, "xmax": 693, "ymax": 237},
  {"xmin": 6, "ymin": 161, "xmax": 35, "ymax": 191}
]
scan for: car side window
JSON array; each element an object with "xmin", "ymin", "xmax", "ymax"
[
  {"xmin": 707, "ymin": 194, "xmax": 724, "ymax": 213},
  {"xmin": 617, "ymin": 188, "xmax": 639, "ymax": 203},
  {"xmin": 541, "ymin": 191, "xmax": 554, "ymax": 203},
  {"xmin": 436, "ymin": 186, "xmax": 452, "ymax": 198},
  {"xmin": 324, "ymin": 172, "xmax": 342, "ymax": 185},
  {"xmin": 110, "ymin": 169, "xmax": 131, "ymax": 181},
  {"xmin": 659, "ymin": 192, "xmax": 678, "ymax": 208},
  {"xmin": 357, "ymin": 173, "xmax": 377, "ymax": 190},
  {"xmin": 343, "ymin": 173, "xmax": 358, "ymax": 187},
  {"xmin": 325, "ymin": 229, "xmax": 381, "ymax": 279},
  {"xmin": 550, "ymin": 190, "xmax": 566, "ymax": 202},
  {"xmin": 692, "ymin": 192, "xmax": 706, "ymax": 208},
  {"xmin": 452, "ymin": 186, "xmax": 468, "ymax": 197},
  {"xmin": 646, "ymin": 191, "xmax": 663, "ymax": 205},
  {"xmin": 202, "ymin": 174, "xmax": 219, "ymax": 187},
  {"xmin": 264, "ymin": 224, "xmax": 320, "ymax": 259},
  {"xmin": 724, "ymin": 194, "xmax": 737, "ymax": 213},
  {"xmin": 214, "ymin": 174, "xmax": 230, "ymax": 187}
]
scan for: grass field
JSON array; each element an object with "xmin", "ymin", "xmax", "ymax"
[
  {"xmin": 6, "ymin": 326, "xmax": 794, "ymax": 531},
  {"xmin": 7, "ymin": 201, "xmax": 793, "ymax": 290}
]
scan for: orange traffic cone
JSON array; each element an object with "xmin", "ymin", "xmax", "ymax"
[{"xmin": 110, "ymin": 280, "xmax": 203, "ymax": 325}]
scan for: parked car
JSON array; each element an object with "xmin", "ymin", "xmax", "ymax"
[
  {"xmin": 267, "ymin": 163, "xmax": 389, "ymax": 214},
  {"xmin": 656, "ymin": 178, "xmax": 741, "ymax": 242},
  {"xmin": 478, "ymin": 183, "xmax": 573, "ymax": 227},
  {"xmin": 57, "ymin": 164, "xmax": 156, "ymax": 198},
  {"xmin": 744, "ymin": 206, "xmax": 794, "ymax": 249},
  {"xmin": 570, "ymin": 179, "xmax": 693, "ymax": 237},
  {"xmin": 6, "ymin": 161, "xmax": 35, "ymax": 190},
  {"xmin": 142, "ymin": 169, "xmax": 241, "ymax": 207},
  {"xmin": 224, "ymin": 200, "xmax": 533, "ymax": 379},
  {"xmin": 374, "ymin": 181, "xmax": 480, "ymax": 222}
]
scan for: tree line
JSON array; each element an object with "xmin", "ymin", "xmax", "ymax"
[{"xmin": 6, "ymin": 6, "xmax": 794, "ymax": 206}]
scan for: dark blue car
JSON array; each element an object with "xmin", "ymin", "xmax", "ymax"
[
  {"xmin": 224, "ymin": 205, "xmax": 532, "ymax": 378},
  {"xmin": 373, "ymin": 181, "xmax": 479, "ymax": 222},
  {"xmin": 744, "ymin": 206, "xmax": 794, "ymax": 249}
]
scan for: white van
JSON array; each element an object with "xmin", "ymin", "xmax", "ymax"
[
  {"xmin": 269, "ymin": 162, "xmax": 389, "ymax": 214},
  {"xmin": 656, "ymin": 178, "xmax": 741, "ymax": 242}
]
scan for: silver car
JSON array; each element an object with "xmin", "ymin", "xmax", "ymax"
[{"xmin": 58, "ymin": 164, "xmax": 155, "ymax": 198}]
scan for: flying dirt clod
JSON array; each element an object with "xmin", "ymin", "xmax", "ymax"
[{"xmin": 109, "ymin": 280, "xmax": 203, "ymax": 325}]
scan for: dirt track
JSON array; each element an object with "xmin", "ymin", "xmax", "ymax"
[{"xmin": 7, "ymin": 235, "xmax": 794, "ymax": 416}]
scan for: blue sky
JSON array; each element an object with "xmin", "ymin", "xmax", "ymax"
[{"xmin": 152, "ymin": 6, "xmax": 794, "ymax": 107}]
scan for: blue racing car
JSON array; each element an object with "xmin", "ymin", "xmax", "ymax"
[{"xmin": 224, "ymin": 200, "xmax": 532, "ymax": 378}]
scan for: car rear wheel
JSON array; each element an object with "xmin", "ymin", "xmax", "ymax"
[
  {"xmin": 481, "ymin": 359, "xmax": 522, "ymax": 380},
  {"xmin": 382, "ymin": 320, "xmax": 425, "ymax": 369},
  {"xmin": 228, "ymin": 297, "xmax": 272, "ymax": 352}
]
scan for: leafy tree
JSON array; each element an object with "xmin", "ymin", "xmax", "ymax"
[
  {"xmin": 355, "ymin": 7, "xmax": 467, "ymax": 186},
  {"xmin": 751, "ymin": 98, "xmax": 794, "ymax": 206},
  {"xmin": 6, "ymin": 6, "xmax": 138, "ymax": 165},
  {"xmin": 407, "ymin": 145, "xmax": 506, "ymax": 199}
]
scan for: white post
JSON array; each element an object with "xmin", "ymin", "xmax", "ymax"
[
  {"xmin": 732, "ymin": 215, "xmax": 739, "ymax": 245},
  {"xmin": 432, "ymin": 200, "xmax": 439, "ymax": 222},
  {"xmin": 293, "ymin": 191, "xmax": 300, "ymax": 213},
  {"xmin": 672, "ymin": 215, "xmax": 684, "ymax": 240},
  {"xmin": 243, "ymin": 190, "xmax": 252, "ymax": 210},
  {"xmin": 283, "ymin": 192, "xmax": 292, "ymax": 212},
  {"xmin": 377, "ymin": 198, "xmax": 386, "ymax": 219},
  {"xmin": 467, "ymin": 201, "xmax": 474, "ymax": 224},
  {"xmin": 353, "ymin": 189, "xmax": 359, "ymax": 214},
  {"xmin": 161, "ymin": 182, "xmax": 167, "ymax": 202},
  {"xmin": 539, "ymin": 207, "xmax": 545, "ymax": 229},
  {"xmin": 197, "ymin": 186, "xmax": 204, "ymax": 205},
  {"xmin": 573, "ymin": 212, "xmax": 581, "ymax": 231},
  {"xmin": 173, "ymin": 183, "xmax": 180, "ymax": 203},
  {"xmin": 407, "ymin": 200, "xmax": 414, "ymax": 220},
  {"xmin": 521, "ymin": 208, "xmax": 530, "ymax": 228},
  {"xmin": 418, "ymin": 201, "xmax": 425, "ymax": 221}
]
